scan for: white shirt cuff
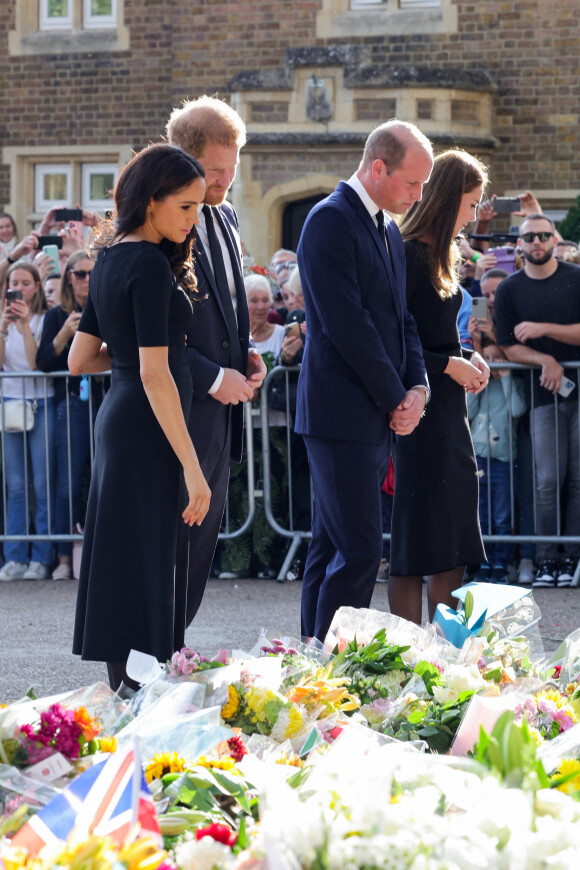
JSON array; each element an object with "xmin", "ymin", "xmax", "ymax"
[{"xmin": 208, "ymin": 367, "xmax": 225, "ymax": 395}]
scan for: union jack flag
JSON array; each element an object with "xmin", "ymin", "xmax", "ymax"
[{"xmin": 12, "ymin": 746, "xmax": 161, "ymax": 856}]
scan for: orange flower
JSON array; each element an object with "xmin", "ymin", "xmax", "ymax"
[{"xmin": 74, "ymin": 706, "xmax": 101, "ymax": 741}]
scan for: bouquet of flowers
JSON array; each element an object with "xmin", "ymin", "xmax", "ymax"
[
  {"xmin": 330, "ymin": 628, "xmax": 412, "ymax": 707},
  {"xmin": 3, "ymin": 703, "xmax": 114, "ymax": 769},
  {"xmin": 220, "ymin": 682, "xmax": 306, "ymax": 743},
  {"xmin": 166, "ymin": 647, "xmax": 228, "ymax": 679}
]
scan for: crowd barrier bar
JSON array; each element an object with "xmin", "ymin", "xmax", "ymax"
[
  {"xmin": 3, "ymin": 362, "xmax": 580, "ymax": 587},
  {"xmin": 260, "ymin": 362, "xmax": 580, "ymax": 585},
  {"xmin": 0, "ymin": 372, "xmax": 256, "ymax": 548}
]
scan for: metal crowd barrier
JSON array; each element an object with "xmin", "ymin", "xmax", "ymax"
[
  {"xmin": 3, "ymin": 363, "xmax": 580, "ymax": 586},
  {"xmin": 259, "ymin": 363, "xmax": 580, "ymax": 584},
  {"xmin": 0, "ymin": 371, "xmax": 255, "ymax": 553}
]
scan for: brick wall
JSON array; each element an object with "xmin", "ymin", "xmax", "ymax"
[{"xmin": 1, "ymin": 1, "xmax": 579, "ymax": 208}]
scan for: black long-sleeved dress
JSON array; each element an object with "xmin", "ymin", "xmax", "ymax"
[{"xmin": 390, "ymin": 239, "xmax": 485, "ymax": 576}]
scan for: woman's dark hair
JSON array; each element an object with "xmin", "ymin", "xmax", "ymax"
[
  {"xmin": 90, "ymin": 143, "xmax": 205, "ymax": 296},
  {"xmin": 400, "ymin": 149, "xmax": 488, "ymax": 299}
]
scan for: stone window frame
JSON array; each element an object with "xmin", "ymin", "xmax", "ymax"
[
  {"xmin": 2, "ymin": 145, "xmax": 133, "ymax": 233},
  {"xmin": 9, "ymin": 0, "xmax": 129, "ymax": 56},
  {"xmin": 317, "ymin": 0, "xmax": 457, "ymax": 38}
]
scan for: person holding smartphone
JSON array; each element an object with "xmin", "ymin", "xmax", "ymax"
[
  {"xmin": 0, "ymin": 263, "xmax": 55, "ymax": 582},
  {"xmin": 37, "ymin": 250, "xmax": 107, "ymax": 580}
]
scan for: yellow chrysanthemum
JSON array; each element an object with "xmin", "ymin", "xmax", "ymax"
[
  {"xmin": 246, "ymin": 687, "xmax": 275, "ymax": 721},
  {"xmin": 196, "ymin": 755, "xmax": 237, "ymax": 772},
  {"xmin": 552, "ymin": 757, "xmax": 580, "ymax": 794},
  {"xmin": 221, "ymin": 685, "xmax": 240, "ymax": 720},
  {"xmin": 284, "ymin": 705, "xmax": 304, "ymax": 738},
  {"xmin": 144, "ymin": 751, "xmax": 187, "ymax": 784},
  {"xmin": 537, "ymin": 688, "xmax": 568, "ymax": 709},
  {"xmin": 97, "ymin": 735, "xmax": 117, "ymax": 753}
]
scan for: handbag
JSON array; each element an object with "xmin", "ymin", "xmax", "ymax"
[{"xmin": 0, "ymin": 398, "xmax": 36, "ymax": 433}]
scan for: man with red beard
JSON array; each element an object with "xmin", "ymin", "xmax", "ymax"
[
  {"xmin": 494, "ymin": 212, "xmax": 580, "ymax": 589},
  {"xmin": 167, "ymin": 96, "xmax": 266, "ymax": 625}
]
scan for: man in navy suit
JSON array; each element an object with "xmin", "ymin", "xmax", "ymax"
[
  {"xmin": 296, "ymin": 120, "xmax": 433, "ymax": 642},
  {"xmin": 167, "ymin": 96, "xmax": 266, "ymax": 626}
]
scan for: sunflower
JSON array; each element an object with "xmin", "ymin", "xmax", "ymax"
[{"xmin": 144, "ymin": 751, "xmax": 188, "ymax": 784}]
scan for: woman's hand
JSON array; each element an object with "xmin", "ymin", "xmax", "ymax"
[
  {"xmin": 63, "ymin": 311, "xmax": 82, "ymax": 340},
  {"xmin": 468, "ymin": 351, "xmax": 491, "ymax": 394},
  {"xmin": 280, "ymin": 333, "xmax": 302, "ymax": 364},
  {"xmin": 182, "ymin": 464, "xmax": 211, "ymax": 527},
  {"xmin": 444, "ymin": 354, "xmax": 489, "ymax": 394}
]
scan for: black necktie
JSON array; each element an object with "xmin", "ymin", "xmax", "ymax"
[
  {"xmin": 202, "ymin": 205, "xmax": 243, "ymax": 371},
  {"xmin": 376, "ymin": 209, "xmax": 389, "ymax": 253}
]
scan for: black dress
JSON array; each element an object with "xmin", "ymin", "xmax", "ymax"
[
  {"xmin": 72, "ymin": 242, "xmax": 193, "ymax": 663},
  {"xmin": 390, "ymin": 239, "xmax": 485, "ymax": 576}
]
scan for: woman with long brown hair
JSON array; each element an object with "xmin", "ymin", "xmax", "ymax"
[
  {"xmin": 68, "ymin": 143, "xmax": 211, "ymax": 691},
  {"xmin": 388, "ymin": 150, "xmax": 490, "ymax": 625}
]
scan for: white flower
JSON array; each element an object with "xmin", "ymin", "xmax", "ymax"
[
  {"xmin": 175, "ymin": 836, "xmax": 236, "ymax": 870},
  {"xmin": 432, "ymin": 663, "xmax": 486, "ymax": 704}
]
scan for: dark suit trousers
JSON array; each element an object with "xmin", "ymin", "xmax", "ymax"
[
  {"xmin": 176, "ymin": 402, "xmax": 232, "ymax": 629},
  {"xmin": 301, "ymin": 434, "xmax": 390, "ymax": 642}
]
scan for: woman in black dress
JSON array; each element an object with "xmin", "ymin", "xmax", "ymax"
[
  {"xmin": 389, "ymin": 150, "xmax": 490, "ymax": 625},
  {"xmin": 69, "ymin": 144, "xmax": 211, "ymax": 691}
]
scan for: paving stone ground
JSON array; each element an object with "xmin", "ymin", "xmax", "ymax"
[{"xmin": 1, "ymin": 577, "xmax": 579, "ymax": 702}]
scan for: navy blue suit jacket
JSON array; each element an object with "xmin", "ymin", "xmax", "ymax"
[
  {"xmin": 295, "ymin": 181, "xmax": 428, "ymax": 445},
  {"xmin": 184, "ymin": 201, "xmax": 250, "ymax": 463}
]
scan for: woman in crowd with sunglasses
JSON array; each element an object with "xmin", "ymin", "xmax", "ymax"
[{"xmin": 37, "ymin": 250, "xmax": 107, "ymax": 580}]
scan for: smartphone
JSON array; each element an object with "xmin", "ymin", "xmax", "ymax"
[
  {"xmin": 285, "ymin": 322, "xmax": 301, "ymax": 338},
  {"xmin": 54, "ymin": 207, "xmax": 83, "ymax": 222},
  {"xmin": 5, "ymin": 289, "xmax": 22, "ymax": 319},
  {"xmin": 471, "ymin": 296, "xmax": 488, "ymax": 320},
  {"xmin": 42, "ymin": 244, "xmax": 60, "ymax": 273},
  {"xmin": 36, "ymin": 234, "xmax": 63, "ymax": 250},
  {"xmin": 558, "ymin": 375, "xmax": 576, "ymax": 398},
  {"xmin": 492, "ymin": 197, "xmax": 520, "ymax": 214}
]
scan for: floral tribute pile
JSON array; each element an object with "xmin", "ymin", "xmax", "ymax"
[{"xmin": 3, "ymin": 588, "xmax": 580, "ymax": 869}]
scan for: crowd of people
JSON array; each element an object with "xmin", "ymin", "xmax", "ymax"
[{"xmin": 1, "ymin": 106, "xmax": 580, "ymax": 674}]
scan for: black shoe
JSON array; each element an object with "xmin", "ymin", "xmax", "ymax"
[
  {"xmin": 257, "ymin": 567, "xmax": 278, "ymax": 580},
  {"xmin": 473, "ymin": 563, "xmax": 491, "ymax": 582},
  {"xmin": 533, "ymin": 560, "xmax": 558, "ymax": 589},
  {"xmin": 490, "ymin": 564, "xmax": 509, "ymax": 584},
  {"xmin": 557, "ymin": 557, "xmax": 577, "ymax": 588}
]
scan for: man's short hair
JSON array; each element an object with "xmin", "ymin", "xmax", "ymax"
[
  {"xmin": 361, "ymin": 120, "xmax": 433, "ymax": 172},
  {"xmin": 481, "ymin": 268, "xmax": 509, "ymax": 284},
  {"xmin": 520, "ymin": 212, "xmax": 555, "ymax": 232},
  {"xmin": 166, "ymin": 95, "xmax": 247, "ymax": 158}
]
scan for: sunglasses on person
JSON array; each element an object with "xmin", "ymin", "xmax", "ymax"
[
  {"xmin": 69, "ymin": 269, "xmax": 93, "ymax": 279},
  {"xmin": 520, "ymin": 231, "xmax": 554, "ymax": 243},
  {"xmin": 273, "ymin": 261, "xmax": 297, "ymax": 274}
]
